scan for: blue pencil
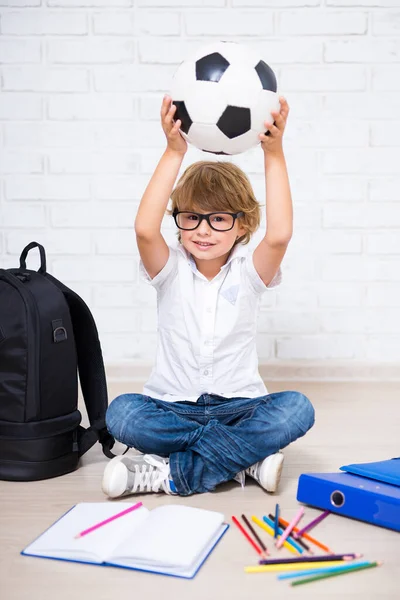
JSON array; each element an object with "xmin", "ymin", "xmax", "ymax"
[
  {"xmin": 274, "ymin": 504, "xmax": 279, "ymax": 539},
  {"xmin": 277, "ymin": 561, "xmax": 372, "ymax": 580},
  {"xmin": 262, "ymin": 516, "xmax": 304, "ymax": 554}
]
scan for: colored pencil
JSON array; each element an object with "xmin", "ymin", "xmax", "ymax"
[
  {"xmin": 278, "ymin": 560, "xmax": 371, "ymax": 580},
  {"xmin": 290, "ymin": 561, "xmax": 382, "ymax": 586},
  {"xmin": 241, "ymin": 514, "xmax": 269, "ymax": 557},
  {"xmin": 268, "ymin": 513, "xmax": 312, "ymax": 553},
  {"xmin": 294, "ymin": 510, "xmax": 330, "ymax": 538},
  {"xmin": 276, "ymin": 506, "xmax": 305, "ymax": 549},
  {"xmin": 262, "ymin": 516, "xmax": 304, "ymax": 554},
  {"xmin": 251, "ymin": 516, "xmax": 299, "ymax": 555},
  {"xmin": 245, "ymin": 561, "xmax": 351, "ymax": 573},
  {"xmin": 74, "ymin": 501, "xmax": 143, "ymax": 538},
  {"xmin": 278, "ymin": 516, "xmax": 333, "ymax": 553},
  {"xmin": 274, "ymin": 504, "xmax": 279, "ymax": 539},
  {"xmin": 259, "ymin": 553, "xmax": 361, "ymax": 566},
  {"xmin": 232, "ymin": 515, "xmax": 264, "ymax": 557}
]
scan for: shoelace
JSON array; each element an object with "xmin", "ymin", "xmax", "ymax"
[{"xmin": 130, "ymin": 454, "xmax": 171, "ymax": 493}]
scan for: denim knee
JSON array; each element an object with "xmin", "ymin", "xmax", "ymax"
[
  {"xmin": 293, "ymin": 392, "xmax": 315, "ymax": 433},
  {"xmin": 105, "ymin": 393, "xmax": 143, "ymax": 442}
]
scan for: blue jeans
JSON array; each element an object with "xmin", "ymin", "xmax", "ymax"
[{"xmin": 105, "ymin": 391, "xmax": 315, "ymax": 496}]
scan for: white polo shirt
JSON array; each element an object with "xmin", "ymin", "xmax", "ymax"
[{"xmin": 139, "ymin": 240, "xmax": 281, "ymax": 403}]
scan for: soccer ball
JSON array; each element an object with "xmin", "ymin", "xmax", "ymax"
[{"xmin": 169, "ymin": 41, "xmax": 280, "ymax": 155}]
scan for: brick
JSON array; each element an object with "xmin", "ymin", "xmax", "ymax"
[
  {"xmin": 323, "ymin": 93, "xmax": 400, "ymax": 119},
  {"xmin": 313, "ymin": 231, "xmax": 362, "ymax": 253},
  {"xmin": 366, "ymin": 336, "xmax": 400, "ymax": 361},
  {"xmin": 92, "ymin": 176, "xmax": 144, "ymax": 201},
  {"xmin": 1, "ymin": 204, "xmax": 45, "ymax": 227},
  {"xmin": 47, "ymin": 39, "xmax": 135, "ymax": 64},
  {"xmin": 5, "ymin": 175, "xmax": 90, "ymax": 201},
  {"xmin": 138, "ymin": 39, "xmax": 201, "ymax": 64},
  {"xmin": 318, "ymin": 284, "xmax": 363, "ymax": 307},
  {"xmin": 366, "ymin": 283, "xmax": 400, "ymax": 307},
  {"xmin": 318, "ymin": 177, "xmax": 367, "ymax": 202},
  {"xmin": 51, "ymin": 203, "xmax": 135, "ymax": 228},
  {"xmin": 279, "ymin": 10, "xmax": 367, "ymax": 35},
  {"xmin": 6, "ymin": 230, "xmax": 91, "ymax": 255},
  {"xmin": 185, "ymin": 11, "xmax": 274, "ymax": 36},
  {"xmin": 276, "ymin": 286, "xmax": 317, "ymax": 309},
  {"xmin": 369, "ymin": 179, "xmax": 400, "ymax": 201},
  {"xmin": 93, "ymin": 65, "xmax": 174, "ymax": 92},
  {"xmin": 281, "ymin": 65, "xmax": 366, "ymax": 91},
  {"xmin": 258, "ymin": 311, "xmax": 320, "ymax": 334},
  {"xmin": 327, "ymin": 0, "xmax": 400, "ymax": 6},
  {"xmin": 138, "ymin": 0, "xmax": 223, "ymax": 4},
  {"xmin": 0, "ymin": 152, "xmax": 42, "ymax": 174},
  {"xmin": 1, "ymin": 12, "xmax": 88, "ymax": 35},
  {"xmin": 99, "ymin": 333, "xmax": 157, "ymax": 362},
  {"xmin": 48, "ymin": 0, "xmax": 133, "ymax": 6},
  {"xmin": 51, "ymin": 257, "xmax": 136, "ymax": 283},
  {"xmin": 367, "ymin": 232, "xmax": 400, "ymax": 254},
  {"xmin": 47, "ymin": 94, "xmax": 136, "ymax": 120},
  {"xmin": 48, "ymin": 151, "xmax": 140, "ymax": 174},
  {"xmin": 91, "ymin": 308, "xmax": 138, "ymax": 334},
  {"xmin": 276, "ymin": 335, "xmax": 366, "ymax": 359},
  {"xmin": 372, "ymin": 66, "xmax": 400, "ymax": 91},
  {"xmin": 136, "ymin": 11, "xmax": 180, "ymax": 35},
  {"xmin": 0, "ymin": 39, "xmax": 41, "ymax": 63},
  {"xmin": 325, "ymin": 39, "xmax": 400, "ymax": 63},
  {"xmin": 234, "ymin": 0, "xmax": 320, "ymax": 4},
  {"xmin": 0, "ymin": 93, "xmax": 42, "ymax": 120},
  {"xmin": 372, "ymin": 11, "xmax": 400, "ymax": 35},
  {"xmin": 0, "ymin": 0, "xmax": 41, "ymax": 5},
  {"xmin": 93, "ymin": 230, "xmax": 137, "ymax": 255},
  {"xmin": 92, "ymin": 12, "xmax": 136, "ymax": 35},
  {"xmin": 285, "ymin": 120, "xmax": 368, "ymax": 147},
  {"xmin": 322, "ymin": 149, "xmax": 399, "ymax": 175},
  {"xmin": 93, "ymin": 284, "xmax": 136, "ymax": 308},
  {"xmin": 371, "ymin": 121, "xmax": 400, "ymax": 146},
  {"xmin": 2, "ymin": 67, "xmax": 89, "ymax": 92}
]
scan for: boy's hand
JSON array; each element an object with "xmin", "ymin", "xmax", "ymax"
[
  {"xmin": 259, "ymin": 96, "xmax": 289, "ymax": 156},
  {"xmin": 161, "ymin": 95, "xmax": 188, "ymax": 155}
]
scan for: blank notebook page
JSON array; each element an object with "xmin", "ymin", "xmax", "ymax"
[
  {"xmin": 23, "ymin": 503, "xmax": 149, "ymax": 563},
  {"xmin": 111, "ymin": 504, "xmax": 225, "ymax": 568}
]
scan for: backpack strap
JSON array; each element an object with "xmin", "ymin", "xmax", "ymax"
[{"xmin": 45, "ymin": 273, "xmax": 117, "ymax": 459}]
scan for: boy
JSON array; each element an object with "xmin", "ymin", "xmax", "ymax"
[{"xmin": 102, "ymin": 95, "xmax": 315, "ymax": 498}]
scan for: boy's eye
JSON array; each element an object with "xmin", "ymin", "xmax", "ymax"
[
  {"xmin": 187, "ymin": 214, "xmax": 199, "ymax": 221},
  {"xmin": 211, "ymin": 214, "xmax": 227, "ymax": 222}
]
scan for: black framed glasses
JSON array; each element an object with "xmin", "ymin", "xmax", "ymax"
[{"xmin": 172, "ymin": 210, "xmax": 244, "ymax": 232}]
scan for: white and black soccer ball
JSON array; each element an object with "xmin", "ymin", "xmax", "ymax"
[{"xmin": 169, "ymin": 41, "xmax": 280, "ymax": 155}]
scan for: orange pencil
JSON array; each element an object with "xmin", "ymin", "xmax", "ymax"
[{"xmin": 278, "ymin": 517, "xmax": 333, "ymax": 554}]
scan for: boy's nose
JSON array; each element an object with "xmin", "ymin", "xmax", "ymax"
[{"xmin": 197, "ymin": 218, "xmax": 212, "ymax": 234}]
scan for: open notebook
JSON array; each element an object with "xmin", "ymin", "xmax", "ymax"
[{"xmin": 22, "ymin": 503, "xmax": 228, "ymax": 579}]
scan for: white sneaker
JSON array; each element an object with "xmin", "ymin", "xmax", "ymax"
[
  {"xmin": 245, "ymin": 452, "xmax": 284, "ymax": 493},
  {"xmin": 102, "ymin": 453, "xmax": 177, "ymax": 499}
]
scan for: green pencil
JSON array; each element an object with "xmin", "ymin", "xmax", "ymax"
[{"xmin": 291, "ymin": 561, "xmax": 382, "ymax": 586}]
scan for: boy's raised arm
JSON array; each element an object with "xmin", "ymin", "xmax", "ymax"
[{"xmin": 135, "ymin": 96, "xmax": 187, "ymax": 279}]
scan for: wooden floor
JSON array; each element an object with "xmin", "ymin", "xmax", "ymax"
[{"xmin": 1, "ymin": 381, "xmax": 399, "ymax": 600}]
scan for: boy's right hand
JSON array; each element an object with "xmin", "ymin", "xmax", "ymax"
[{"xmin": 161, "ymin": 95, "xmax": 188, "ymax": 155}]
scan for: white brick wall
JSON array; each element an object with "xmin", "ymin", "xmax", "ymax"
[{"xmin": 1, "ymin": 1, "xmax": 400, "ymax": 371}]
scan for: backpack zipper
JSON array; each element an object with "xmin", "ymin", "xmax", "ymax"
[{"xmin": 0, "ymin": 271, "xmax": 41, "ymax": 421}]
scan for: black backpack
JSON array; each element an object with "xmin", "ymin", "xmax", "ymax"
[{"xmin": 0, "ymin": 242, "xmax": 116, "ymax": 481}]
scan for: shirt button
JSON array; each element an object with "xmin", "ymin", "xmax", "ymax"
[{"xmin": 204, "ymin": 369, "xmax": 209, "ymax": 376}]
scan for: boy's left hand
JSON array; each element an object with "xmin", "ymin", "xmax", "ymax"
[{"xmin": 259, "ymin": 96, "xmax": 289, "ymax": 155}]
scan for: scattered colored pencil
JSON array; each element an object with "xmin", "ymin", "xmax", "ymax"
[
  {"xmin": 259, "ymin": 553, "xmax": 361, "ymax": 566},
  {"xmin": 268, "ymin": 513, "xmax": 312, "ymax": 553},
  {"xmin": 74, "ymin": 501, "xmax": 143, "ymax": 539},
  {"xmin": 262, "ymin": 516, "xmax": 304, "ymax": 554},
  {"xmin": 274, "ymin": 504, "xmax": 280, "ymax": 539},
  {"xmin": 278, "ymin": 516, "xmax": 333, "ymax": 553},
  {"xmin": 276, "ymin": 506, "xmax": 305, "ymax": 549},
  {"xmin": 294, "ymin": 510, "xmax": 330, "ymax": 538},
  {"xmin": 290, "ymin": 561, "xmax": 382, "ymax": 586},
  {"xmin": 241, "ymin": 514, "xmax": 269, "ymax": 557},
  {"xmin": 251, "ymin": 516, "xmax": 300, "ymax": 555},
  {"xmin": 278, "ymin": 561, "xmax": 371, "ymax": 580},
  {"xmin": 245, "ymin": 561, "xmax": 351, "ymax": 574},
  {"xmin": 232, "ymin": 516, "xmax": 264, "ymax": 557}
]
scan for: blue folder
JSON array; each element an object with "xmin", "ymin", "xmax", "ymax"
[{"xmin": 296, "ymin": 458, "xmax": 400, "ymax": 532}]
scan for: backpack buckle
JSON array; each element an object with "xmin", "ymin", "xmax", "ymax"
[{"xmin": 52, "ymin": 319, "xmax": 67, "ymax": 343}]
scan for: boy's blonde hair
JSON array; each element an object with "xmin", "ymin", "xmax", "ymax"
[{"xmin": 167, "ymin": 161, "xmax": 261, "ymax": 246}]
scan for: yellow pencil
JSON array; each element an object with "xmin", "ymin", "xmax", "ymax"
[
  {"xmin": 245, "ymin": 561, "xmax": 349, "ymax": 574},
  {"xmin": 251, "ymin": 516, "xmax": 299, "ymax": 555}
]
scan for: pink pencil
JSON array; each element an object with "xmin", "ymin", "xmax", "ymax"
[
  {"xmin": 276, "ymin": 507, "xmax": 305, "ymax": 549},
  {"xmin": 74, "ymin": 502, "xmax": 143, "ymax": 539}
]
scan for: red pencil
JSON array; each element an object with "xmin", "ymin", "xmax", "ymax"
[
  {"xmin": 75, "ymin": 502, "xmax": 143, "ymax": 538},
  {"xmin": 232, "ymin": 515, "xmax": 264, "ymax": 557}
]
